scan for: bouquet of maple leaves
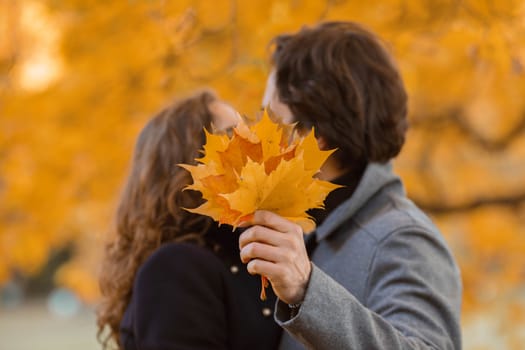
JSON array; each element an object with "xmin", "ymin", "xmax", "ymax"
[{"xmin": 180, "ymin": 110, "xmax": 340, "ymax": 299}]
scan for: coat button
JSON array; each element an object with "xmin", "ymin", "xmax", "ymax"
[
  {"xmin": 262, "ymin": 307, "xmax": 272, "ymax": 317},
  {"xmin": 230, "ymin": 265, "xmax": 239, "ymax": 274}
]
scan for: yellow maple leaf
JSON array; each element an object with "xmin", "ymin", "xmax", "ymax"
[
  {"xmin": 196, "ymin": 129, "xmax": 230, "ymax": 169},
  {"xmin": 181, "ymin": 109, "xmax": 341, "ymax": 299},
  {"xmin": 252, "ymin": 111, "xmax": 284, "ymax": 161}
]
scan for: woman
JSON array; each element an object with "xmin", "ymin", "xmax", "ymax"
[{"xmin": 97, "ymin": 91, "xmax": 282, "ymax": 350}]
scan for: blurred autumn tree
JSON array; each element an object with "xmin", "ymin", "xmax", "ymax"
[{"xmin": 1, "ymin": 0, "xmax": 525, "ymax": 347}]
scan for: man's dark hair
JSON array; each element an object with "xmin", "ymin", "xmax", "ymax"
[{"xmin": 271, "ymin": 21, "xmax": 408, "ymax": 171}]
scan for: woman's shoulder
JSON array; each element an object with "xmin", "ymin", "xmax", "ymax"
[
  {"xmin": 147, "ymin": 241, "xmax": 223, "ymax": 264},
  {"xmin": 135, "ymin": 242, "xmax": 227, "ymax": 289},
  {"xmin": 126, "ymin": 242, "xmax": 233, "ymax": 350}
]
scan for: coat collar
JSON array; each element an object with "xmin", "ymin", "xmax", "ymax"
[{"xmin": 314, "ymin": 162, "xmax": 403, "ymax": 242}]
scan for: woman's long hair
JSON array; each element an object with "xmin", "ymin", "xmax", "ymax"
[{"xmin": 97, "ymin": 91, "xmax": 217, "ymax": 349}]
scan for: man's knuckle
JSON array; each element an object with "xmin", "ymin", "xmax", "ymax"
[
  {"xmin": 252, "ymin": 243, "xmax": 263, "ymax": 255},
  {"xmin": 253, "ymin": 227, "xmax": 263, "ymax": 240},
  {"xmin": 285, "ymin": 235, "xmax": 296, "ymax": 247},
  {"xmin": 259, "ymin": 210, "xmax": 270, "ymax": 222}
]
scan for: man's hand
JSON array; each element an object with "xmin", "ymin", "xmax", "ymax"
[{"xmin": 239, "ymin": 210, "xmax": 312, "ymax": 304}]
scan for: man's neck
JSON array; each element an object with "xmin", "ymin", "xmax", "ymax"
[
  {"xmin": 307, "ymin": 159, "xmax": 365, "ymax": 229},
  {"xmin": 317, "ymin": 158, "xmax": 346, "ymax": 181}
]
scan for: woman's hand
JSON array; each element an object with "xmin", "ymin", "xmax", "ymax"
[{"xmin": 239, "ymin": 210, "xmax": 312, "ymax": 304}]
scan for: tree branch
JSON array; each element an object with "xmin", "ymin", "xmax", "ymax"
[
  {"xmin": 410, "ymin": 109, "xmax": 525, "ymax": 152},
  {"xmin": 414, "ymin": 191, "xmax": 525, "ymax": 214}
]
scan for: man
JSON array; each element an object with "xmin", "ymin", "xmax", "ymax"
[{"xmin": 239, "ymin": 22, "xmax": 462, "ymax": 349}]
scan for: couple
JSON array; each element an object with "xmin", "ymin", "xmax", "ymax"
[{"xmin": 98, "ymin": 21, "xmax": 462, "ymax": 350}]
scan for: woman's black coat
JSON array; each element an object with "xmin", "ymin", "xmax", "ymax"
[{"xmin": 120, "ymin": 225, "xmax": 282, "ymax": 350}]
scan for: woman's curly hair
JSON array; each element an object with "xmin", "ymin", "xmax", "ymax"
[{"xmin": 97, "ymin": 91, "xmax": 217, "ymax": 349}]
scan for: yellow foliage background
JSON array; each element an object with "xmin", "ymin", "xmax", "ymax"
[{"xmin": 2, "ymin": 0, "xmax": 525, "ymax": 347}]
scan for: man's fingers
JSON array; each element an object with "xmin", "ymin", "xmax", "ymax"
[
  {"xmin": 240, "ymin": 242, "xmax": 285, "ymax": 264},
  {"xmin": 239, "ymin": 224, "xmax": 291, "ymax": 250},
  {"xmin": 237, "ymin": 211, "xmax": 312, "ymax": 304},
  {"xmin": 251, "ymin": 210, "xmax": 303, "ymax": 235},
  {"xmin": 239, "ymin": 221, "xmax": 290, "ymax": 249},
  {"xmin": 239, "ymin": 225, "xmax": 277, "ymax": 249},
  {"xmin": 246, "ymin": 259, "xmax": 280, "ymax": 278}
]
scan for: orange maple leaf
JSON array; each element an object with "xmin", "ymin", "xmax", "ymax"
[{"xmin": 181, "ymin": 109, "xmax": 341, "ymax": 299}]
